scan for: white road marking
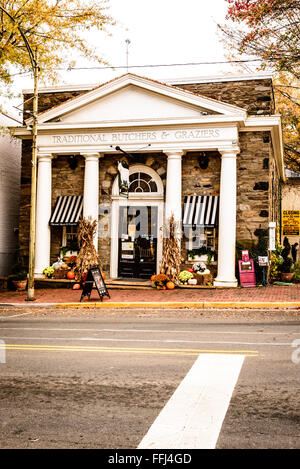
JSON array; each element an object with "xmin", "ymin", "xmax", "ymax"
[
  {"xmin": 0, "ymin": 335, "xmax": 292, "ymax": 346},
  {"xmin": 0, "ymin": 312, "xmax": 34, "ymax": 320},
  {"xmin": 138, "ymin": 353, "xmax": 245, "ymax": 449}
]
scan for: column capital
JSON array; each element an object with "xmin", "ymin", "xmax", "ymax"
[
  {"xmin": 218, "ymin": 146, "xmax": 240, "ymax": 158},
  {"xmin": 82, "ymin": 152, "xmax": 103, "ymax": 160},
  {"xmin": 164, "ymin": 149, "xmax": 185, "ymax": 159},
  {"xmin": 37, "ymin": 153, "xmax": 54, "ymax": 161}
]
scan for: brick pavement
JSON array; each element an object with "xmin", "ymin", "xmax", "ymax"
[{"xmin": 0, "ymin": 284, "xmax": 299, "ymax": 305}]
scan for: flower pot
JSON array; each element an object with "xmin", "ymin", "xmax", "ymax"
[
  {"xmin": 280, "ymin": 272, "xmax": 294, "ymax": 282},
  {"xmin": 12, "ymin": 279, "xmax": 27, "ymax": 291}
]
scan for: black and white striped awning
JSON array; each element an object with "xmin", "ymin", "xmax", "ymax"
[
  {"xmin": 49, "ymin": 196, "xmax": 83, "ymax": 226},
  {"xmin": 183, "ymin": 195, "xmax": 219, "ymax": 227}
]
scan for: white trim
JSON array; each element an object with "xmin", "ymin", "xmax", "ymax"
[
  {"xmin": 110, "ymin": 164, "xmax": 164, "ymax": 279},
  {"xmin": 111, "ymin": 163, "xmax": 164, "ymax": 197},
  {"xmin": 26, "ymin": 73, "xmax": 247, "ymax": 126}
]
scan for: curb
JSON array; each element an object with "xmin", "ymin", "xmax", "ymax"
[{"xmin": 1, "ymin": 301, "xmax": 300, "ymax": 309}]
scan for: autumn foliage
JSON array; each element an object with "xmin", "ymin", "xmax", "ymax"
[
  {"xmin": 220, "ymin": 0, "xmax": 300, "ymax": 78},
  {"xmin": 219, "ymin": 0, "xmax": 300, "ymax": 170},
  {"xmin": 0, "ymin": 0, "xmax": 115, "ymax": 83}
]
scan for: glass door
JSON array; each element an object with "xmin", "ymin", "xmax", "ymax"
[{"xmin": 118, "ymin": 206, "xmax": 158, "ymax": 278}]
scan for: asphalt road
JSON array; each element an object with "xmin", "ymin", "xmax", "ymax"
[{"xmin": 0, "ymin": 307, "xmax": 299, "ymax": 450}]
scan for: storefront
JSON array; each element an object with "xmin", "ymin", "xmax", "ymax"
[{"xmin": 13, "ymin": 73, "xmax": 284, "ymax": 287}]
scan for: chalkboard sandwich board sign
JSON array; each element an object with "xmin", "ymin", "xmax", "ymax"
[{"xmin": 80, "ymin": 265, "xmax": 110, "ymax": 302}]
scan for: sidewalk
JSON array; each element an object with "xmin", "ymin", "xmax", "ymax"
[{"xmin": 0, "ymin": 284, "xmax": 299, "ymax": 309}]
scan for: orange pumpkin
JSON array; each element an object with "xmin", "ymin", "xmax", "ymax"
[
  {"xmin": 72, "ymin": 283, "xmax": 81, "ymax": 290},
  {"xmin": 101, "ymin": 272, "xmax": 106, "ymax": 280},
  {"xmin": 67, "ymin": 270, "xmax": 75, "ymax": 280},
  {"xmin": 166, "ymin": 281, "xmax": 175, "ymax": 290},
  {"xmin": 150, "ymin": 275, "xmax": 155, "ymax": 282}
]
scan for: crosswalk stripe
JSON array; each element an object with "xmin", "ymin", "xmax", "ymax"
[{"xmin": 138, "ymin": 353, "xmax": 245, "ymax": 449}]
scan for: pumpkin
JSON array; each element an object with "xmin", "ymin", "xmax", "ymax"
[
  {"xmin": 188, "ymin": 278, "xmax": 197, "ymax": 285},
  {"xmin": 67, "ymin": 270, "xmax": 75, "ymax": 280},
  {"xmin": 150, "ymin": 275, "xmax": 155, "ymax": 282},
  {"xmin": 166, "ymin": 281, "xmax": 175, "ymax": 290},
  {"xmin": 101, "ymin": 272, "xmax": 106, "ymax": 280},
  {"xmin": 72, "ymin": 283, "xmax": 81, "ymax": 290}
]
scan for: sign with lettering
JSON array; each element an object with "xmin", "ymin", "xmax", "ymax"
[
  {"xmin": 282, "ymin": 210, "xmax": 300, "ymax": 236},
  {"xmin": 37, "ymin": 126, "xmax": 237, "ymax": 149},
  {"xmin": 80, "ymin": 265, "xmax": 110, "ymax": 302},
  {"xmin": 258, "ymin": 256, "xmax": 269, "ymax": 266}
]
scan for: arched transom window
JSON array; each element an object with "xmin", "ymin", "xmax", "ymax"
[
  {"xmin": 112, "ymin": 164, "xmax": 164, "ymax": 198},
  {"xmin": 129, "ymin": 172, "xmax": 158, "ymax": 193}
]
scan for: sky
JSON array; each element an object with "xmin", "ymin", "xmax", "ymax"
[{"xmin": 4, "ymin": 0, "xmax": 260, "ymax": 116}]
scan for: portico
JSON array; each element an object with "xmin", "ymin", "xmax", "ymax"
[{"xmin": 13, "ymin": 73, "xmax": 284, "ymax": 287}]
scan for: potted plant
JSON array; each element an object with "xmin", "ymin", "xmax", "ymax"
[
  {"xmin": 11, "ymin": 270, "xmax": 28, "ymax": 291},
  {"xmin": 278, "ymin": 237, "xmax": 294, "ymax": 282},
  {"xmin": 187, "ymin": 246, "xmax": 216, "ymax": 263},
  {"xmin": 10, "ymin": 255, "xmax": 28, "ymax": 291},
  {"xmin": 151, "ymin": 273, "xmax": 170, "ymax": 289},
  {"xmin": 43, "ymin": 266, "xmax": 55, "ymax": 278}
]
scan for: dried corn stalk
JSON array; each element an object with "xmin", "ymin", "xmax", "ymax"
[
  {"xmin": 160, "ymin": 214, "xmax": 183, "ymax": 285},
  {"xmin": 76, "ymin": 217, "xmax": 102, "ymax": 279}
]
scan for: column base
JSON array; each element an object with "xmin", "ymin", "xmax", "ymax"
[
  {"xmin": 214, "ymin": 278, "xmax": 238, "ymax": 288},
  {"xmin": 34, "ymin": 273, "xmax": 45, "ymax": 279}
]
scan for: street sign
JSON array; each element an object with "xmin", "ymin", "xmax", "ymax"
[{"xmin": 258, "ymin": 256, "xmax": 269, "ymax": 267}]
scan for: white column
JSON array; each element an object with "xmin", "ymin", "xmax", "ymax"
[
  {"xmin": 214, "ymin": 147, "xmax": 239, "ymax": 288},
  {"xmin": 83, "ymin": 153, "xmax": 100, "ymax": 250},
  {"xmin": 34, "ymin": 154, "xmax": 53, "ymax": 276},
  {"xmin": 164, "ymin": 150, "xmax": 184, "ymax": 238}
]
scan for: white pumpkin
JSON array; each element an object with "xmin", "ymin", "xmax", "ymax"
[{"xmin": 188, "ymin": 278, "xmax": 197, "ymax": 285}]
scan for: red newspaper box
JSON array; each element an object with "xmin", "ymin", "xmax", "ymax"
[{"xmin": 238, "ymin": 250, "xmax": 256, "ymax": 287}]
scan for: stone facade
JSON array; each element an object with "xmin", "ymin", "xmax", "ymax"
[
  {"xmin": 176, "ymin": 79, "xmax": 275, "ymax": 115},
  {"xmin": 236, "ymin": 131, "xmax": 273, "ymax": 242},
  {"xmin": 18, "ymin": 76, "xmax": 282, "ymax": 277},
  {"xmin": 23, "ymin": 90, "xmax": 88, "ymax": 121}
]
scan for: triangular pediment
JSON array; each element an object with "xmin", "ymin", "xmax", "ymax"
[{"xmin": 31, "ymin": 74, "xmax": 247, "ymax": 126}]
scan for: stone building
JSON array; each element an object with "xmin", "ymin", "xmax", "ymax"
[{"xmin": 12, "ymin": 72, "xmax": 284, "ymax": 287}]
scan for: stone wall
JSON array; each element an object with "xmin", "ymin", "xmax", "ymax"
[
  {"xmin": 23, "ymin": 90, "xmax": 88, "ymax": 122},
  {"xmin": 176, "ymin": 79, "xmax": 275, "ymax": 115},
  {"xmin": 236, "ymin": 131, "xmax": 272, "ymax": 244}
]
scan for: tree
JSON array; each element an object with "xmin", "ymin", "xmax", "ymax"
[
  {"xmin": 274, "ymin": 73, "xmax": 300, "ymax": 170},
  {"xmin": 0, "ymin": 0, "xmax": 115, "ymax": 83},
  {"xmin": 219, "ymin": 0, "xmax": 300, "ymax": 78},
  {"xmin": 219, "ymin": 1, "xmax": 300, "ymax": 170}
]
